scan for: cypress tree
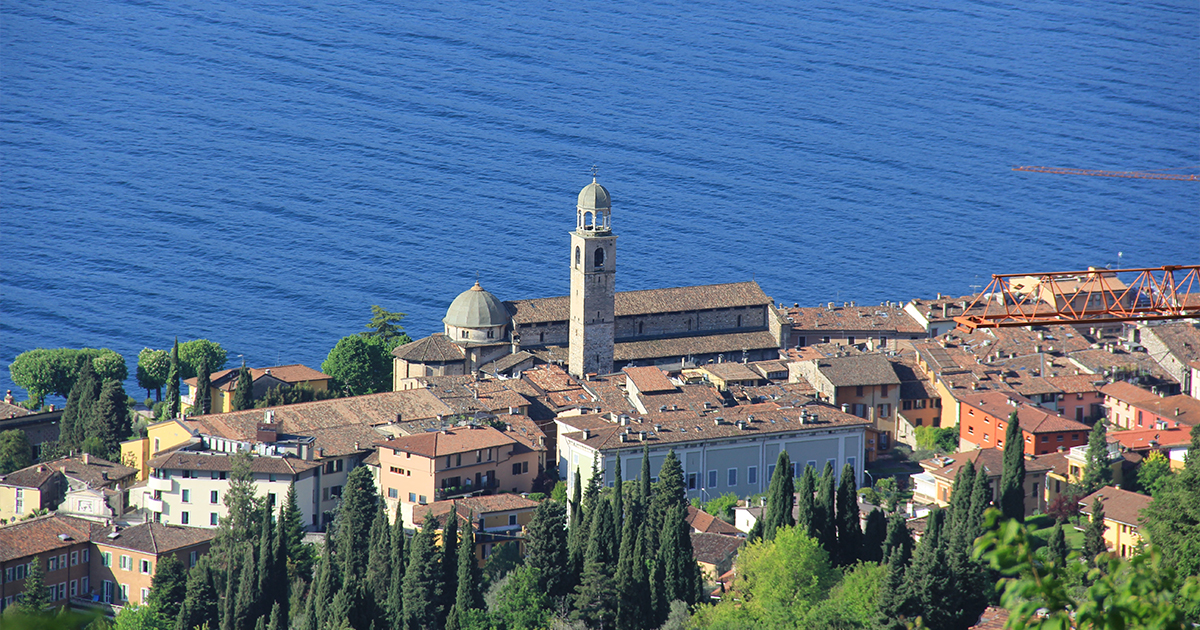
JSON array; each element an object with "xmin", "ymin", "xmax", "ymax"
[
  {"xmin": 640, "ymin": 444, "xmax": 651, "ymax": 506},
  {"xmin": 615, "ymin": 497, "xmax": 648, "ymax": 630},
  {"xmin": 18, "ymin": 556, "xmax": 48, "ymax": 615},
  {"xmin": 902, "ymin": 509, "xmax": 954, "ymax": 628},
  {"xmin": 567, "ymin": 467, "xmax": 586, "ymax": 591},
  {"xmin": 195, "ymin": 355, "xmax": 212, "ymax": 415},
  {"xmin": 525, "ymin": 499, "xmax": 570, "ymax": 601},
  {"xmin": 60, "ymin": 357, "xmax": 100, "ymax": 451},
  {"xmin": 280, "ymin": 483, "xmax": 313, "ymax": 581},
  {"xmin": 402, "ymin": 514, "xmax": 443, "ymax": 630},
  {"xmin": 234, "ymin": 543, "xmax": 260, "ymax": 630},
  {"xmin": 763, "ymin": 450, "xmax": 796, "ymax": 541},
  {"xmin": 1080, "ymin": 421, "xmax": 1113, "ymax": 494},
  {"xmin": 445, "ymin": 515, "xmax": 482, "ymax": 630},
  {"xmin": 267, "ymin": 602, "xmax": 284, "ymax": 630},
  {"xmin": 612, "ymin": 456, "xmax": 624, "ymax": 554},
  {"xmin": 657, "ymin": 502, "xmax": 698, "ymax": 610},
  {"xmin": 148, "ymin": 553, "xmax": 187, "ymax": 621},
  {"xmin": 647, "ymin": 450, "xmax": 686, "ymax": 557},
  {"xmin": 947, "ymin": 459, "xmax": 976, "ymax": 538},
  {"xmin": 166, "ymin": 338, "xmax": 181, "ymax": 418},
  {"xmin": 336, "ymin": 465, "xmax": 379, "ymax": 580},
  {"xmin": 999, "ymin": 410, "xmax": 1026, "ymax": 522},
  {"xmin": 882, "ymin": 513, "xmax": 913, "ymax": 567},
  {"xmin": 387, "ymin": 503, "xmax": 407, "ymax": 628},
  {"xmin": 967, "ymin": 458, "xmax": 992, "ymax": 541},
  {"xmin": 365, "ymin": 501, "xmax": 392, "ymax": 620},
  {"xmin": 835, "ymin": 462, "xmax": 862, "ymax": 565},
  {"xmin": 440, "ymin": 504, "xmax": 459, "ymax": 626},
  {"xmin": 220, "ymin": 555, "xmax": 239, "ymax": 630},
  {"xmin": 271, "ymin": 507, "xmax": 290, "ymax": 623},
  {"xmin": 255, "ymin": 501, "xmax": 275, "ymax": 619},
  {"xmin": 862, "ymin": 508, "xmax": 887, "ymax": 563},
  {"xmin": 91, "ymin": 379, "xmax": 130, "ymax": 457},
  {"xmin": 232, "ymin": 364, "xmax": 253, "ymax": 411},
  {"xmin": 876, "ymin": 539, "xmax": 910, "ymax": 629},
  {"xmin": 815, "ymin": 461, "xmax": 838, "ymax": 555},
  {"xmin": 573, "ymin": 499, "xmax": 618, "ymax": 628},
  {"xmin": 1083, "ymin": 498, "xmax": 1107, "ymax": 567},
  {"xmin": 1047, "ymin": 519, "xmax": 1068, "ymax": 567},
  {"xmin": 310, "ymin": 539, "xmax": 339, "ymax": 630},
  {"xmin": 796, "ymin": 464, "xmax": 817, "ymax": 539},
  {"xmin": 175, "ymin": 556, "xmax": 219, "ymax": 630}
]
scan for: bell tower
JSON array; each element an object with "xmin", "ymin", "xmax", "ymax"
[{"xmin": 569, "ymin": 177, "xmax": 616, "ymax": 377}]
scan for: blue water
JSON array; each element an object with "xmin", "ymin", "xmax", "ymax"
[{"xmin": 2, "ymin": 0, "xmax": 1197, "ymax": 403}]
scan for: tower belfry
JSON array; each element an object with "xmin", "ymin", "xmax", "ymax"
[{"xmin": 569, "ymin": 177, "xmax": 616, "ymax": 377}]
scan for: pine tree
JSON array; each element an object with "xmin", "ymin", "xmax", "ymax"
[
  {"xmin": 835, "ymin": 462, "xmax": 862, "ymax": 565},
  {"xmin": 862, "ymin": 508, "xmax": 887, "ymax": 563},
  {"xmin": 763, "ymin": 450, "xmax": 795, "ymax": 541},
  {"xmin": 212, "ymin": 450, "xmax": 262, "ymax": 567},
  {"xmin": 365, "ymin": 501, "xmax": 392, "ymax": 621},
  {"xmin": 1046, "ymin": 519, "xmax": 1068, "ymax": 567},
  {"xmin": 445, "ymin": 515, "xmax": 482, "ymax": 630},
  {"xmin": 234, "ymin": 543, "xmax": 260, "ymax": 630},
  {"xmin": 148, "ymin": 553, "xmax": 187, "ymax": 621},
  {"xmin": 280, "ymin": 483, "xmax": 314, "ymax": 582},
  {"xmin": 255, "ymin": 501, "xmax": 276, "ymax": 621},
  {"xmin": 615, "ymin": 496, "xmax": 648, "ymax": 630},
  {"xmin": 166, "ymin": 338, "xmax": 182, "ymax": 418},
  {"xmin": 388, "ymin": 503, "xmax": 407, "ymax": 628},
  {"xmin": 309, "ymin": 538, "xmax": 339, "ymax": 630},
  {"xmin": 91, "ymin": 379, "xmax": 130, "ymax": 457},
  {"xmin": 796, "ymin": 464, "xmax": 817, "ymax": 539},
  {"xmin": 999, "ymin": 411, "xmax": 1027, "ymax": 522},
  {"xmin": 440, "ymin": 504, "xmax": 459, "ymax": 627},
  {"xmin": 656, "ymin": 502, "xmax": 698, "ymax": 613},
  {"xmin": 966, "ymin": 458, "xmax": 992, "ymax": 541},
  {"xmin": 525, "ymin": 498, "xmax": 570, "ymax": 602},
  {"xmin": 175, "ymin": 556, "xmax": 219, "ymax": 630},
  {"xmin": 647, "ymin": 450, "xmax": 686, "ymax": 558},
  {"xmin": 195, "ymin": 355, "xmax": 212, "ymax": 415},
  {"xmin": 612, "ymin": 456, "xmax": 624, "ymax": 555},
  {"xmin": 573, "ymin": 499, "xmax": 618, "ymax": 628},
  {"xmin": 267, "ymin": 602, "xmax": 284, "ymax": 630},
  {"xmin": 876, "ymin": 538, "xmax": 910, "ymax": 629},
  {"xmin": 1083, "ymin": 498, "xmax": 1108, "ymax": 567},
  {"xmin": 901, "ymin": 509, "xmax": 954, "ymax": 629},
  {"xmin": 336, "ymin": 465, "xmax": 379, "ymax": 580},
  {"xmin": 60, "ymin": 357, "xmax": 100, "ymax": 451},
  {"xmin": 402, "ymin": 514, "xmax": 443, "ymax": 630},
  {"xmin": 232, "ymin": 364, "xmax": 253, "ymax": 411},
  {"xmin": 1080, "ymin": 421, "xmax": 1113, "ymax": 494},
  {"xmin": 815, "ymin": 461, "xmax": 838, "ymax": 555},
  {"xmin": 18, "ymin": 556, "xmax": 49, "ymax": 615},
  {"xmin": 882, "ymin": 513, "xmax": 913, "ymax": 567},
  {"xmin": 220, "ymin": 555, "xmax": 239, "ymax": 630}
]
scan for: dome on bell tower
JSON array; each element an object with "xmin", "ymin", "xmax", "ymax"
[{"xmin": 577, "ymin": 178, "xmax": 611, "ymax": 210}]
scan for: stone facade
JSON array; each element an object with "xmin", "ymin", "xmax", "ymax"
[{"xmin": 569, "ymin": 225, "xmax": 616, "ymax": 377}]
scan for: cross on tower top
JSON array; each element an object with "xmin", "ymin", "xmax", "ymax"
[{"xmin": 591, "ymin": 164, "xmax": 598, "ymax": 181}]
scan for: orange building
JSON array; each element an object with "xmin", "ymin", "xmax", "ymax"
[
  {"xmin": 0, "ymin": 515, "xmax": 94, "ymax": 613},
  {"xmin": 89, "ymin": 522, "xmax": 214, "ymax": 606},
  {"xmin": 956, "ymin": 391, "xmax": 1090, "ymax": 455}
]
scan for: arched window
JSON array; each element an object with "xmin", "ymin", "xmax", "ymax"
[
  {"xmin": 575, "ymin": 246, "xmax": 581, "ymax": 267},
  {"xmin": 594, "ymin": 247, "xmax": 605, "ymax": 268}
]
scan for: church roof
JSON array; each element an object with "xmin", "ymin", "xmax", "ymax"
[
  {"xmin": 506, "ymin": 281, "xmax": 773, "ymax": 325},
  {"xmin": 444, "ymin": 282, "xmax": 510, "ymax": 329},
  {"xmin": 614, "ymin": 330, "xmax": 781, "ymax": 362},
  {"xmin": 392, "ymin": 334, "xmax": 467, "ymax": 363},
  {"xmin": 577, "ymin": 179, "xmax": 611, "ymax": 210}
]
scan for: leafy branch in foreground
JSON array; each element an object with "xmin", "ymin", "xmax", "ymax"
[{"xmin": 972, "ymin": 508, "xmax": 1200, "ymax": 629}]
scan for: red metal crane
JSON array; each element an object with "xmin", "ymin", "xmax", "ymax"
[
  {"xmin": 953, "ymin": 265, "xmax": 1200, "ymax": 330},
  {"xmin": 1013, "ymin": 165, "xmax": 1199, "ymax": 181}
]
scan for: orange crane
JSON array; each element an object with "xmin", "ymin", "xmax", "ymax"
[
  {"xmin": 1013, "ymin": 165, "xmax": 1199, "ymax": 181},
  {"xmin": 953, "ymin": 265, "xmax": 1200, "ymax": 330}
]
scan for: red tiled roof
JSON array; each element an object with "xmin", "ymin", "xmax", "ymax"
[
  {"xmin": 0, "ymin": 462, "xmax": 61, "ymax": 489},
  {"xmin": 686, "ymin": 506, "xmax": 743, "ymax": 536},
  {"xmin": 1079, "ymin": 486, "xmax": 1152, "ymax": 527},
  {"xmin": 614, "ymin": 330, "xmax": 781, "ymax": 362},
  {"xmin": 381, "ymin": 425, "xmax": 519, "ymax": 458},
  {"xmin": 1110, "ymin": 427, "xmax": 1192, "ymax": 450},
  {"xmin": 1131, "ymin": 394, "xmax": 1200, "ymax": 427},
  {"xmin": 970, "ymin": 606, "xmax": 1010, "ymax": 630},
  {"xmin": 690, "ymin": 532, "xmax": 743, "ymax": 565},
  {"xmin": 91, "ymin": 522, "xmax": 215, "ymax": 555},
  {"xmin": 411, "ymin": 493, "xmax": 539, "ymax": 528},
  {"xmin": 0, "ymin": 514, "xmax": 97, "ymax": 562},
  {"xmin": 624, "ymin": 366, "xmax": 676, "ymax": 394},
  {"xmin": 957, "ymin": 391, "xmax": 1090, "ymax": 434},
  {"xmin": 784, "ymin": 304, "xmax": 924, "ymax": 333},
  {"xmin": 812, "ymin": 354, "xmax": 901, "ymax": 387},
  {"xmin": 391, "ymin": 334, "xmax": 466, "ymax": 363},
  {"xmin": 185, "ymin": 364, "xmax": 330, "ymax": 389},
  {"xmin": 1100, "ymin": 381, "xmax": 1159, "ymax": 404},
  {"xmin": 507, "ymin": 281, "xmax": 772, "ymax": 324},
  {"xmin": 42, "ymin": 455, "xmax": 136, "ymax": 489},
  {"xmin": 147, "ymin": 452, "xmax": 320, "ymax": 475}
]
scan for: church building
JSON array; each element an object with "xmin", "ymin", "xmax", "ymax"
[{"xmin": 393, "ymin": 178, "xmax": 786, "ymax": 386}]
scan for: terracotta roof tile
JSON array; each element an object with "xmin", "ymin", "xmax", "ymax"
[
  {"xmin": 969, "ymin": 606, "xmax": 1010, "ymax": 630},
  {"xmin": 812, "ymin": 354, "xmax": 901, "ymax": 387},
  {"xmin": 391, "ymin": 334, "xmax": 467, "ymax": 363},
  {"xmin": 1100, "ymin": 381, "xmax": 1159, "ymax": 403},
  {"xmin": 1109, "ymin": 427, "xmax": 1192, "ymax": 450},
  {"xmin": 147, "ymin": 452, "xmax": 320, "ymax": 475},
  {"xmin": 624, "ymin": 366, "xmax": 677, "ymax": 394},
  {"xmin": 957, "ymin": 390, "xmax": 1090, "ymax": 434},
  {"xmin": 185, "ymin": 364, "xmax": 330, "ymax": 389},
  {"xmin": 411, "ymin": 493, "xmax": 539, "ymax": 528},
  {"xmin": 1079, "ymin": 486, "xmax": 1152, "ymax": 527},
  {"xmin": 784, "ymin": 304, "xmax": 924, "ymax": 334},
  {"xmin": 0, "ymin": 463, "xmax": 61, "ymax": 489},
  {"xmin": 614, "ymin": 330, "xmax": 780, "ymax": 362},
  {"xmin": 507, "ymin": 281, "xmax": 772, "ymax": 324},
  {"xmin": 690, "ymin": 532, "xmax": 743, "ymax": 565},
  {"xmin": 42, "ymin": 455, "xmax": 137, "ymax": 489},
  {"xmin": 91, "ymin": 522, "xmax": 215, "ymax": 555},
  {"xmin": 0, "ymin": 514, "xmax": 98, "ymax": 562},
  {"xmin": 193, "ymin": 389, "xmax": 453, "ymax": 440},
  {"xmin": 686, "ymin": 506, "xmax": 743, "ymax": 536},
  {"xmin": 698, "ymin": 362, "xmax": 763, "ymax": 383},
  {"xmin": 1131, "ymin": 394, "xmax": 1200, "ymax": 427},
  {"xmin": 381, "ymin": 425, "xmax": 519, "ymax": 458}
]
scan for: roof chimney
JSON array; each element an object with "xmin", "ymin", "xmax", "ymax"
[
  {"xmin": 82, "ymin": 452, "xmax": 91, "ymax": 465},
  {"xmin": 581, "ymin": 429, "xmax": 591, "ymax": 440},
  {"xmin": 1176, "ymin": 408, "xmax": 1182, "ymax": 416},
  {"xmin": 841, "ymin": 403, "xmax": 850, "ymax": 413}
]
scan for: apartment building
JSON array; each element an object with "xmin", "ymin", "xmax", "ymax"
[
  {"xmin": 0, "ymin": 463, "xmax": 65, "ymax": 523},
  {"xmin": 790, "ymin": 353, "xmax": 901, "ymax": 447},
  {"xmin": 955, "ymin": 391, "xmax": 1090, "ymax": 455},
  {"xmin": 911, "ymin": 449, "xmax": 1052, "ymax": 516},
  {"xmin": 410, "ymin": 493, "xmax": 540, "ymax": 563},
  {"xmin": 1078, "ymin": 486, "xmax": 1151, "ymax": 559},
  {"xmin": 0, "ymin": 515, "xmax": 94, "ymax": 613},
  {"xmin": 90, "ymin": 522, "xmax": 213, "ymax": 606}
]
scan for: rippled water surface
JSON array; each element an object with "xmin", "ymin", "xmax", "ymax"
[{"xmin": 2, "ymin": 0, "xmax": 1197, "ymax": 400}]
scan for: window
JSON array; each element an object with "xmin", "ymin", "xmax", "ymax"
[
  {"xmin": 827, "ymin": 458, "xmax": 837, "ymax": 474},
  {"xmin": 80, "ymin": 576, "xmax": 88, "ymax": 593},
  {"xmin": 210, "ymin": 513, "xmax": 219, "ymax": 526},
  {"xmin": 848, "ymin": 336, "xmax": 856, "ymax": 345},
  {"xmin": 509, "ymin": 514, "xmax": 518, "ymax": 526},
  {"xmin": 1041, "ymin": 435, "xmax": 1048, "ymax": 442},
  {"xmin": 419, "ymin": 495, "xmax": 427, "ymax": 504},
  {"xmin": 878, "ymin": 404, "xmax": 891, "ymax": 418},
  {"xmin": 747, "ymin": 466, "xmax": 758, "ymax": 485},
  {"xmin": 58, "ymin": 553, "xmax": 66, "ymax": 569},
  {"xmin": 388, "ymin": 488, "xmax": 398, "ymax": 498},
  {"xmin": 71, "ymin": 551, "xmax": 78, "ymax": 566},
  {"xmin": 575, "ymin": 246, "xmax": 580, "ymax": 267},
  {"xmin": 708, "ymin": 470, "xmax": 718, "ymax": 488},
  {"xmin": 141, "ymin": 587, "xmax": 149, "ymax": 603},
  {"xmin": 847, "ymin": 457, "xmax": 856, "ymax": 473},
  {"xmin": 791, "ymin": 462, "xmax": 801, "ymax": 478},
  {"xmin": 181, "ymin": 489, "xmax": 190, "ymax": 503},
  {"xmin": 881, "ymin": 384, "xmax": 889, "ymax": 397},
  {"xmin": 181, "ymin": 512, "xmax": 190, "ymax": 525},
  {"xmin": 120, "ymin": 584, "xmax": 128, "ymax": 602},
  {"xmin": 968, "ymin": 426, "xmax": 974, "ymax": 435},
  {"xmin": 767, "ymin": 464, "xmax": 776, "ymax": 481},
  {"xmin": 103, "ymin": 580, "xmax": 113, "ymax": 604},
  {"xmin": 737, "ymin": 315, "xmax": 742, "ymax": 327},
  {"xmin": 48, "ymin": 556, "xmax": 58, "ymax": 571},
  {"xmin": 807, "ymin": 460, "xmax": 817, "ymax": 474},
  {"xmin": 856, "ymin": 386, "xmax": 864, "ymax": 397},
  {"xmin": 409, "ymin": 492, "xmax": 417, "ymax": 502},
  {"xmin": 82, "ymin": 549, "xmax": 89, "ymax": 563},
  {"xmin": 71, "ymin": 580, "xmax": 78, "ymax": 597},
  {"xmin": 687, "ymin": 473, "xmax": 697, "ymax": 490},
  {"xmin": 269, "ymin": 474, "xmax": 276, "ymax": 483},
  {"xmin": 594, "ymin": 247, "xmax": 604, "ymax": 268},
  {"xmin": 268, "ymin": 493, "xmax": 276, "ymax": 507},
  {"xmin": 1026, "ymin": 435, "xmax": 1032, "ymax": 443},
  {"xmin": 1057, "ymin": 434, "xmax": 1064, "ymax": 442},
  {"xmin": 984, "ymin": 434, "xmax": 990, "ymax": 442},
  {"xmin": 211, "ymin": 490, "xmax": 219, "ymax": 504},
  {"xmin": 140, "ymin": 560, "xmax": 151, "ymax": 575},
  {"xmin": 822, "ymin": 336, "xmax": 830, "ymax": 344},
  {"xmin": 903, "ymin": 400, "xmax": 913, "ymax": 410},
  {"xmin": 728, "ymin": 468, "xmax": 737, "ymax": 486},
  {"xmin": 120, "ymin": 555, "xmax": 131, "ymax": 571},
  {"xmin": 101, "ymin": 552, "xmax": 112, "ymax": 568}
]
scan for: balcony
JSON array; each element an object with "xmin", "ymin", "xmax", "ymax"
[
  {"xmin": 435, "ymin": 478, "xmax": 498, "ymax": 502},
  {"xmin": 144, "ymin": 497, "xmax": 164, "ymax": 512},
  {"xmin": 147, "ymin": 476, "xmax": 173, "ymax": 492}
]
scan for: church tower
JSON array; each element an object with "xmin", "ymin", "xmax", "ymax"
[{"xmin": 569, "ymin": 178, "xmax": 616, "ymax": 377}]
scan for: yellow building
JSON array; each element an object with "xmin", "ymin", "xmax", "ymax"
[
  {"xmin": 120, "ymin": 418, "xmax": 201, "ymax": 481},
  {"xmin": 0, "ymin": 464, "xmax": 64, "ymax": 523},
  {"xmin": 182, "ymin": 364, "xmax": 332, "ymax": 414},
  {"xmin": 1078, "ymin": 486, "xmax": 1151, "ymax": 559},
  {"xmin": 409, "ymin": 494, "xmax": 539, "ymax": 565}
]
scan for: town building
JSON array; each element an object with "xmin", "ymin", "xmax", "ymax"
[
  {"xmin": 89, "ymin": 522, "xmax": 214, "ymax": 606},
  {"xmin": 911, "ymin": 449, "xmax": 1052, "ymax": 516},
  {"xmin": 0, "ymin": 463, "xmax": 65, "ymax": 523},
  {"xmin": 409, "ymin": 493, "xmax": 539, "ymax": 563},
  {"xmin": 1101, "ymin": 381, "xmax": 1160, "ymax": 429},
  {"xmin": 1108, "ymin": 427, "xmax": 1192, "ymax": 470},
  {"xmin": 41, "ymin": 455, "xmax": 137, "ymax": 522},
  {"xmin": 955, "ymin": 391, "xmax": 1091, "ymax": 455},
  {"xmin": 0, "ymin": 396, "xmax": 63, "ymax": 460},
  {"xmin": 0, "ymin": 515, "xmax": 94, "ymax": 613},
  {"xmin": 1078, "ymin": 486, "xmax": 1152, "ymax": 559},
  {"xmin": 790, "ymin": 353, "xmax": 901, "ymax": 449},
  {"xmin": 782, "ymin": 302, "xmax": 924, "ymax": 349},
  {"xmin": 691, "ymin": 532, "xmax": 743, "ymax": 581},
  {"xmin": 1124, "ymin": 394, "xmax": 1200, "ymax": 430},
  {"xmin": 182, "ymin": 364, "xmax": 331, "ymax": 414}
]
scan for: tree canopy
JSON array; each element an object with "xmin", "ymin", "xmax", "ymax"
[
  {"xmin": 176, "ymin": 339, "xmax": 228, "ymax": 381},
  {"xmin": 9, "ymin": 347, "xmax": 126, "ymax": 407}
]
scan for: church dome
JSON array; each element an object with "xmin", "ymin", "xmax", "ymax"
[
  {"xmin": 443, "ymin": 282, "xmax": 510, "ymax": 329},
  {"xmin": 577, "ymin": 178, "xmax": 611, "ymax": 210}
]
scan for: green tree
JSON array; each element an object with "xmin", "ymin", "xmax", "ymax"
[
  {"xmin": 231, "ymin": 365, "xmax": 253, "ymax": 411},
  {"xmin": 91, "ymin": 379, "xmax": 130, "ymax": 457},
  {"xmin": 280, "ymin": 484, "xmax": 314, "ymax": 582},
  {"xmin": 915, "ymin": 424, "xmax": 959, "ymax": 453},
  {"xmin": 60, "ymin": 356, "xmax": 101, "ymax": 451},
  {"xmin": 402, "ymin": 514, "xmax": 443, "ymax": 630},
  {"xmin": 176, "ymin": 340, "xmax": 228, "ymax": 382},
  {"xmin": 975, "ymin": 508, "xmax": 1200, "ymax": 630},
  {"xmin": 1080, "ymin": 421, "xmax": 1113, "ymax": 495},
  {"xmin": 862, "ymin": 508, "xmax": 887, "ymax": 563},
  {"xmin": 796, "ymin": 464, "xmax": 817, "ymax": 539},
  {"xmin": 573, "ymin": 499, "xmax": 618, "ymax": 628},
  {"xmin": 801, "ymin": 561, "xmax": 887, "ymax": 629},
  {"xmin": 491, "ymin": 566, "xmax": 552, "ymax": 630},
  {"xmin": 1083, "ymin": 498, "xmax": 1108, "ymax": 568},
  {"xmin": 999, "ymin": 411, "xmax": 1026, "ymax": 521},
  {"xmin": 363, "ymin": 305, "xmax": 412, "ymax": 343},
  {"xmin": 882, "ymin": 512, "xmax": 913, "ymax": 565},
  {"xmin": 763, "ymin": 451, "xmax": 795, "ymax": 541},
  {"xmin": 112, "ymin": 603, "xmax": 171, "ymax": 630},
  {"xmin": 704, "ymin": 492, "xmax": 738, "ymax": 524},
  {"xmin": 523, "ymin": 499, "xmax": 570, "ymax": 602},
  {"xmin": 165, "ymin": 339, "xmax": 181, "ymax": 419},
  {"xmin": 1135, "ymin": 450, "xmax": 1174, "ymax": 496},
  {"xmin": 814, "ymin": 461, "xmax": 838, "ymax": 556},
  {"xmin": 567, "ymin": 467, "xmax": 586, "ymax": 592},
  {"xmin": 17, "ymin": 556, "xmax": 49, "ymax": 615},
  {"xmin": 656, "ymin": 502, "xmax": 699, "ymax": 613},
  {"xmin": 9, "ymin": 347, "xmax": 126, "ymax": 408},
  {"xmin": 445, "ymin": 517, "xmax": 482, "ymax": 630},
  {"xmin": 901, "ymin": 509, "xmax": 956, "ymax": 629},
  {"xmin": 137, "ymin": 348, "xmax": 170, "ymax": 402},
  {"xmin": 364, "ymin": 502, "xmax": 392, "ymax": 623},
  {"xmin": 1046, "ymin": 519, "xmax": 1068, "ymax": 567},
  {"xmin": 612, "ymin": 457, "xmax": 624, "ymax": 553},
  {"xmin": 321, "ymin": 335, "xmax": 396, "ymax": 396},
  {"xmin": 193, "ymin": 356, "xmax": 212, "ymax": 416},
  {"xmin": 211, "ymin": 450, "xmax": 261, "ymax": 567},
  {"xmin": 835, "ymin": 463, "xmax": 862, "ymax": 566},
  {"xmin": 615, "ymin": 495, "xmax": 649, "ymax": 630},
  {"xmin": 966, "ymin": 457, "xmax": 993, "ymax": 541},
  {"xmin": 388, "ymin": 504, "xmax": 407, "ymax": 628},
  {"xmin": 734, "ymin": 525, "xmax": 836, "ymax": 627},
  {"xmin": 147, "ymin": 554, "xmax": 187, "ymax": 621},
  {"xmin": 175, "ymin": 556, "xmax": 219, "ymax": 630},
  {"xmin": 1141, "ymin": 424, "xmax": 1200, "ymax": 582},
  {"xmin": 947, "ymin": 459, "xmax": 976, "ymax": 541},
  {"xmin": 335, "ymin": 466, "xmax": 379, "ymax": 580},
  {"xmin": 647, "ymin": 450, "xmax": 686, "ymax": 557},
  {"xmin": 0, "ymin": 429, "xmax": 34, "ymax": 474}
]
